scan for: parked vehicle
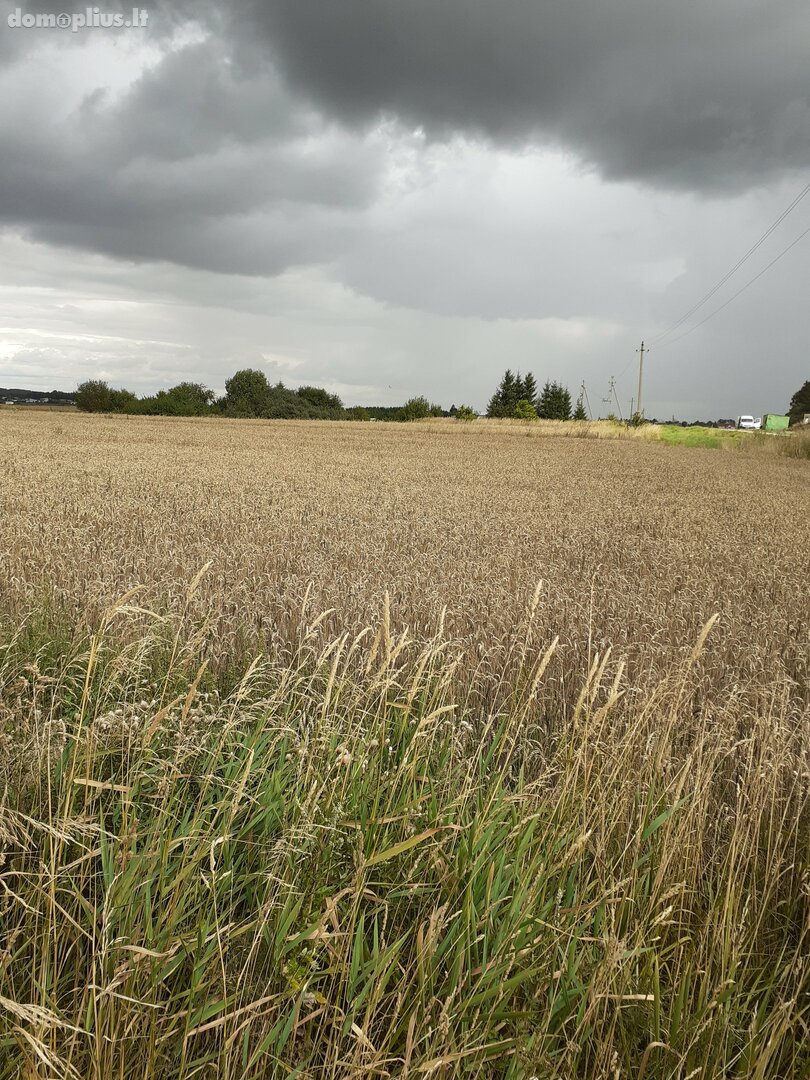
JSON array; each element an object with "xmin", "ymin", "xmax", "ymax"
[{"xmin": 736, "ymin": 415, "xmax": 762, "ymax": 430}]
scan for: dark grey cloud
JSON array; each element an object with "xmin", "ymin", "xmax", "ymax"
[
  {"xmin": 1, "ymin": 0, "xmax": 809, "ymax": 420},
  {"xmin": 2, "ymin": 0, "xmax": 807, "ymax": 287},
  {"xmin": 0, "ymin": 34, "xmax": 388, "ymax": 274},
  {"xmin": 233, "ymin": 0, "xmax": 810, "ymax": 190}
]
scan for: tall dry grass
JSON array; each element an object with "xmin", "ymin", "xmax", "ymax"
[
  {"xmin": 421, "ymin": 417, "xmax": 664, "ymax": 440},
  {"xmin": 0, "ymin": 411, "xmax": 808, "ymax": 1078}
]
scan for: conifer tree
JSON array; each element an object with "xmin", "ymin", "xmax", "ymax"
[
  {"xmin": 487, "ymin": 369, "xmax": 518, "ymax": 417},
  {"xmin": 502, "ymin": 370, "xmax": 519, "ymax": 413},
  {"xmin": 557, "ymin": 384, "xmax": 572, "ymax": 420},
  {"xmin": 537, "ymin": 380, "xmax": 554, "ymax": 419},
  {"xmin": 538, "ymin": 380, "xmax": 573, "ymax": 420},
  {"xmin": 521, "ymin": 372, "xmax": 538, "ymax": 410}
]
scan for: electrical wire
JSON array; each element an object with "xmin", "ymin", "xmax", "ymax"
[
  {"xmin": 650, "ymin": 178, "xmax": 810, "ymax": 347},
  {"xmin": 656, "ymin": 225, "xmax": 810, "ymax": 351}
]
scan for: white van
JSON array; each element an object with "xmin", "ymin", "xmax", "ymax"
[{"xmin": 736, "ymin": 415, "xmax": 762, "ymax": 430}]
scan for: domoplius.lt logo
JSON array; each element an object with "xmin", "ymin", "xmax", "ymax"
[{"xmin": 7, "ymin": 7, "xmax": 148, "ymax": 30}]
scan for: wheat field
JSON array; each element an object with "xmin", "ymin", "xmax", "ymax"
[{"xmin": 0, "ymin": 409, "xmax": 808, "ymax": 1079}]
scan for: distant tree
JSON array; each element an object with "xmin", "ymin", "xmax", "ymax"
[
  {"xmin": 176, "ymin": 382, "xmax": 214, "ymax": 414},
  {"xmin": 144, "ymin": 382, "xmax": 214, "ymax": 416},
  {"xmin": 296, "ymin": 386, "xmax": 344, "ymax": 414},
  {"xmin": 364, "ymin": 406, "xmax": 405, "ymax": 421},
  {"xmin": 505, "ymin": 371, "xmax": 522, "ymax": 414},
  {"xmin": 538, "ymin": 381, "xmax": 572, "ymax": 420},
  {"xmin": 400, "ymin": 396, "xmax": 433, "ymax": 421},
  {"xmin": 455, "ymin": 404, "xmax": 477, "ymax": 421},
  {"xmin": 487, "ymin": 369, "xmax": 522, "ymax": 417},
  {"xmin": 109, "ymin": 388, "xmax": 139, "ymax": 413},
  {"xmin": 265, "ymin": 389, "xmax": 310, "ymax": 418},
  {"xmin": 573, "ymin": 396, "xmax": 588, "ymax": 421},
  {"xmin": 537, "ymin": 381, "xmax": 552, "ymax": 419},
  {"xmin": 788, "ymin": 379, "xmax": 810, "ymax": 425},
  {"xmin": 346, "ymin": 406, "xmax": 370, "ymax": 421},
  {"xmin": 224, "ymin": 369, "xmax": 272, "ymax": 417},
  {"xmin": 136, "ymin": 384, "xmax": 208, "ymax": 416},
  {"xmin": 520, "ymin": 372, "xmax": 538, "ymax": 409},
  {"xmin": 75, "ymin": 379, "xmax": 113, "ymax": 413}
]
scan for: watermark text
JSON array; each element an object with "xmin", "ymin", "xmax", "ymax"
[{"xmin": 7, "ymin": 7, "xmax": 148, "ymax": 31}]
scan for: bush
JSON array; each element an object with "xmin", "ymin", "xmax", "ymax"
[
  {"xmin": 109, "ymin": 389, "xmax": 139, "ymax": 413},
  {"xmin": 346, "ymin": 406, "xmax": 370, "ymax": 421},
  {"xmin": 780, "ymin": 428, "xmax": 810, "ymax": 460},
  {"xmin": 75, "ymin": 380, "xmax": 113, "ymax": 413},
  {"xmin": 400, "ymin": 396, "xmax": 432, "ymax": 421},
  {"xmin": 513, "ymin": 398, "xmax": 538, "ymax": 421},
  {"xmin": 455, "ymin": 405, "xmax": 477, "ymax": 422},
  {"xmin": 296, "ymin": 386, "xmax": 343, "ymax": 414},
  {"xmin": 139, "ymin": 383, "xmax": 214, "ymax": 417}
]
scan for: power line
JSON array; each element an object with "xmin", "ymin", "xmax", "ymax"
[
  {"xmin": 656, "ymin": 225, "xmax": 810, "ymax": 351},
  {"xmin": 614, "ymin": 354, "xmax": 635, "ymax": 383},
  {"xmin": 650, "ymin": 178, "xmax": 810, "ymax": 347}
]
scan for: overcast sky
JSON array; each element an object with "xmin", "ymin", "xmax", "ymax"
[{"xmin": 1, "ymin": 0, "xmax": 809, "ymax": 417}]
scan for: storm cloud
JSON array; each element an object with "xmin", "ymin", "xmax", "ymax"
[
  {"xmin": 235, "ymin": 0, "xmax": 810, "ymax": 189},
  {"xmin": 0, "ymin": 0, "xmax": 808, "ymax": 417}
]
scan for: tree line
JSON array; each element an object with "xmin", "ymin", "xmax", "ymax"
[
  {"xmin": 73, "ymin": 370, "xmax": 810, "ymax": 426},
  {"xmin": 74, "ymin": 372, "xmax": 453, "ymax": 422},
  {"xmin": 486, "ymin": 370, "xmax": 586, "ymax": 421}
]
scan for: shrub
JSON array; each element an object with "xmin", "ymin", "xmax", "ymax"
[
  {"xmin": 75, "ymin": 379, "xmax": 113, "ymax": 412},
  {"xmin": 513, "ymin": 398, "xmax": 538, "ymax": 421},
  {"xmin": 139, "ymin": 383, "xmax": 214, "ymax": 417},
  {"xmin": 400, "ymin": 396, "xmax": 432, "ymax": 421},
  {"xmin": 296, "ymin": 386, "xmax": 344, "ymax": 414}
]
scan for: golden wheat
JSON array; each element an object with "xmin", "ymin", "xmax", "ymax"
[{"xmin": 0, "ymin": 409, "xmax": 807, "ymax": 1079}]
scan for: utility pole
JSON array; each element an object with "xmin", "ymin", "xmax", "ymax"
[
  {"xmin": 581, "ymin": 381, "xmax": 593, "ymax": 420},
  {"xmin": 609, "ymin": 376, "xmax": 623, "ymax": 421},
  {"xmin": 635, "ymin": 341, "xmax": 647, "ymax": 419}
]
